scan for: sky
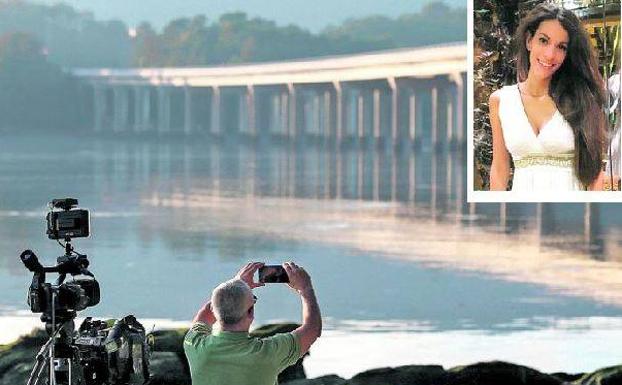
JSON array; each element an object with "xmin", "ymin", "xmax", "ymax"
[{"xmin": 32, "ymin": 0, "xmax": 467, "ymax": 32}]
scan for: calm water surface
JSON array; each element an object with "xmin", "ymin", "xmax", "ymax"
[{"xmin": 0, "ymin": 134, "xmax": 621, "ymax": 376}]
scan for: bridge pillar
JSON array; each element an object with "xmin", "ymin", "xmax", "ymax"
[
  {"xmin": 388, "ymin": 77, "xmax": 399, "ymax": 148},
  {"xmin": 373, "ymin": 88, "xmax": 381, "ymax": 144},
  {"xmin": 279, "ymin": 91, "xmax": 288, "ymax": 138},
  {"xmin": 184, "ymin": 86, "xmax": 193, "ymax": 135},
  {"xmin": 141, "ymin": 87, "xmax": 153, "ymax": 132},
  {"xmin": 157, "ymin": 86, "xmax": 171, "ymax": 134},
  {"xmin": 452, "ymin": 72, "xmax": 466, "ymax": 145},
  {"xmin": 246, "ymin": 85, "xmax": 256, "ymax": 138},
  {"xmin": 431, "ymin": 83, "xmax": 438, "ymax": 147},
  {"xmin": 135, "ymin": 86, "xmax": 151, "ymax": 133},
  {"xmin": 113, "ymin": 86, "xmax": 129, "ymax": 133},
  {"xmin": 445, "ymin": 81, "xmax": 454, "ymax": 148},
  {"xmin": 93, "ymin": 83, "xmax": 106, "ymax": 133},
  {"xmin": 132, "ymin": 86, "xmax": 141, "ymax": 133},
  {"xmin": 211, "ymin": 86, "xmax": 221, "ymax": 135},
  {"xmin": 287, "ymin": 83, "xmax": 304, "ymax": 143},
  {"xmin": 356, "ymin": 89, "xmax": 365, "ymax": 145},
  {"xmin": 333, "ymin": 81, "xmax": 345, "ymax": 145},
  {"xmin": 310, "ymin": 91, "xmax": 321, "ymax": 138},
  {"xmin": 322, "ymin": 89, "xmax": 331, "ymax": 141},
  {"xmin": 408, "ymin": 86, "xmax": 417, "ymax": 146}
]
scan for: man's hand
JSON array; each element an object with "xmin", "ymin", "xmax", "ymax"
[
  {"xmin": 235, "ymin": 262, "xmax": 265, "ymax": 289},
  {"xmin": 283, "ymin": 262, "xmax": 313, "ymax": 293},
  {"xmin": 193, "ymin": 301, "xmax": 217, "ymax": 325}
]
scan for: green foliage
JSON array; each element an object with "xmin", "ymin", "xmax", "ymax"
[
  {"xmin": 0, "ymin": 32, "xmax": 85, "ymax": 131},
  {"xmin": 324, "ymin": 2, "xmax": 467, "ymax": 48},
  {"xmin": 473, "ymin": 0, "xmax": 536, "ymax": 190},
  {"xmin": 0, "ymin": 0, "xmax": 132, "ymax": 67},
  {"xmin": 132, "ymin": 3, "xmax": 466, "ymax": 67}
]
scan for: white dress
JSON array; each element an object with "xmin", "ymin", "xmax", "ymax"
[{"xmin": 497, "ymin": 84, "xmax": 583, "ymax": 191}]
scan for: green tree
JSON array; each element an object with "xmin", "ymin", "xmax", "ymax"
[{"xmin": 0, "ymin": 32, "xmax": 83, "ymax": 131}]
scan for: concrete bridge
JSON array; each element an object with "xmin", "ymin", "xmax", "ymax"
[{"xmin": 73, "ymin": 42, "xmax": 467, "ymax": 147}]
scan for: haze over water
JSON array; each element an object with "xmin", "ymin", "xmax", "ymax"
[{"xmin": 1, "ymin": 133, "xmax": 621, "ymax": 377}]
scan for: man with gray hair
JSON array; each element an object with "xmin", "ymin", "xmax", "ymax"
[{"xmin": 184, "ymin": 262, "xmax": 321, "ymax": 385}]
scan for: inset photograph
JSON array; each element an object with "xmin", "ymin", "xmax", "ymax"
[{"xmin": 470, "ymin": 0, "xmax": 621, "ymax": 201}]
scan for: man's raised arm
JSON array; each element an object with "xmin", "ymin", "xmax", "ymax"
[
  {"xmin": 192, "ymin": 301, "xmax": 216, "ymax": 325},
  {"xmin": 283, "ymin": 262, "xmax": 322, "ymax": 355}
]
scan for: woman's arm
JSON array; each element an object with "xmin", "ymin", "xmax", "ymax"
[{"xmin": 488, "ymin": 91, "xmax": 511, "ymax": 191}]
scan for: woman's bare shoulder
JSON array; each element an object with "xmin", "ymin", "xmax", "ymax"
[{"xmin": 489, "ymin": 84, "xmax": 516, "ymax": 106}]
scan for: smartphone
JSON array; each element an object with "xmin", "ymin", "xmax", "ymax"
[{"xmin": 258, "ymin": 265, "xmax": 289, "ymax": 283}]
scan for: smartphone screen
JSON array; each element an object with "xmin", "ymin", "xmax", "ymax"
[{"xmin": 258, "ymin": 265, "xmax": 289, "ymax": 283}]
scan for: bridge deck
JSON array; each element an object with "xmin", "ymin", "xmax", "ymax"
[{"xmin": 72, "ymin": 42, "xmax": 466, "ymax": 87}]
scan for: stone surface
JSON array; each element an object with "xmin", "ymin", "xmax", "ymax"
[
  {"xmin": 446, "ymin": 361, "xmax": 563, "ymax": 385},
  {"xmin": 282, "ymin": 374, "xmax": 347, "ymax": 385},
  {"xmin": 2, "ymin": 329, "xmax": 620, "ymax": 385},
  {"xmin": 572, "ymin": 365, "xmax": 622, "ymax": 385},
  {"xmin": 349, "ymin": 365, "xmax": 448, "ymax": 385}
]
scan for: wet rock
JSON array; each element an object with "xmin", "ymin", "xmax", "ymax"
[
  {"xmin": 349, "ymin": 365, "xmax": 447, "ymax": 385},
  {"xmin": 147, "ymin": 352, "xmax": 190, "ymax": 385},
  {"xmin": 282, "ymin": 374, "xmax": 347, "ymax": 385},
  {"xmin": 446, "ymin": 361, "xmax": 562, "ymax": 385},
  {"xmin": 573, "ymin": 365, "xmax": 622, "ymax": 385},
  {"xmin": 2, "ymin": 329, "xmax": 620, "ymax": 385},
  {"xmin": 0, "ymin": 329, "xmax": 47, "ymax": 385},
  {"xmin": 550, "ymin": 372, "xmax": 584, "ymax": 383}
]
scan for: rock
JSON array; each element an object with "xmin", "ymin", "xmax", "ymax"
[
  {"xmin": 147, "ymin": 352, "xmax": 190, "ymax": 385},
  {"xmin": 2, "ymin": 329, "xmax": 620, "ymax": 385},
  {"xmin": 573, "ymin": 365, "xmax": 622, "ymax": 385},
  {"xmin": 349, "ymin": 365, "xmax": 447, "ymax": 385},
  {"xmin": 550, "ymin": 372, "xmax": 584, "ymax": 383},
  {"xmin": 446, "ymin": 361, "xmax": 563, "ymax": 385},
  {"xmin": 0, "ymin": 329, "xmax": 47, "ymax": 385},
  {"xmin": 282, "ymin": 374, "xmax": 347, "ymax": 385}
]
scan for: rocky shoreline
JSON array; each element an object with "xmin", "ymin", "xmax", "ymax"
[{"xmin": 1, "ymin": 325, "xmax": 620, "ymax": 385}]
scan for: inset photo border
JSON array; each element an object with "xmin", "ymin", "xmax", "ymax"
[{"xmin": 467, "ymin": 0, "xmax": 622, "ymax": 202}]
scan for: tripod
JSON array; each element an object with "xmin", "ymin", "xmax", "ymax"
[{"xmin": 21, "ymin": 239, "xmax": 97, "ymax": 385}]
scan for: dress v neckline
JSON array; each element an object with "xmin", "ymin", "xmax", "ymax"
[{"xmin": 516, "ymin": 84, "xmax": 558, "ymax": 139}]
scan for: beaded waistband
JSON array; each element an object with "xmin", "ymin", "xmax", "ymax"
[{"xmin": 514, "ymin": 153, "xmax": 574, "ymax": 168}]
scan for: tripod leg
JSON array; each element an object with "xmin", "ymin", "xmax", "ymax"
[{"xmin": 27, "ymin": 336, "xmax": 53, "ymax": 385}]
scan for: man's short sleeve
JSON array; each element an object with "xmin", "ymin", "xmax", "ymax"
[
  {"xmin": 184, "ymin": 322, "xmax": 212, "ymax": 348},
  {"xmin": 260, "ymin": 332, "xmax": 302, "ymax": 371}
]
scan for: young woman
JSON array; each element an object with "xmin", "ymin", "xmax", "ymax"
[{"xmin": 489, "ymin": 3, "xmax": 606, "ymax": 191}]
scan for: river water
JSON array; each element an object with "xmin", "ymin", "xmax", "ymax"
[{"xmin": 0, "ymin": 134, "xmax": 621, "ymax": 378}]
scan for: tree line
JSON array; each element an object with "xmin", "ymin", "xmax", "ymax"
[{"xmin": 0, "ymin": 0, "xmax": 465, "ymax": 131}]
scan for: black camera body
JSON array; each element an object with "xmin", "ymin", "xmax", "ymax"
[
  {"xmin": 27, "ymin": 273, "xmax": 100, "ymax": 314},
  {"xmin": 20, "ymin": 198, "xmax": 151, "ymax": 385},
  {"xmin": 75, "ymin": 316, "xmax": 150, "ymax": 385},
  {"xmin": 21, "ymin": 250, "xmax": 100, "ymax": 316}
]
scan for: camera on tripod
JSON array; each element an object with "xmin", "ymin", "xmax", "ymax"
[
  {"xmin": 20, "ymin": 198, "xmax": 149, "ymax": 385},
  {"xmin": 46, "ymin": 198, "xmax": 90, "ymax": 240},
  {"xmin": 22, "ymin": 198, "xmax": 98, "ymax": 330}
]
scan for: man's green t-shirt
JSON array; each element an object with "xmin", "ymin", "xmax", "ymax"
[{"xmin": 183, "ymin": 322, "xmax": 302, "ymax": 385}]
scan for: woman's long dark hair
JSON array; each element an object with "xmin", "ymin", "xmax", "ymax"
[{"xmin": 514, "ymin": 4, "xmax": 605, "ymax": 187}]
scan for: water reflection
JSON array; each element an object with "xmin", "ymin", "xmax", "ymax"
[
  {"xmin": 1, "ymin": 134, "xmax": 621, "ymax": 265},
  {"xmin": 1, "ymin": 133, "xmax": 622, "ymax": 374}
]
